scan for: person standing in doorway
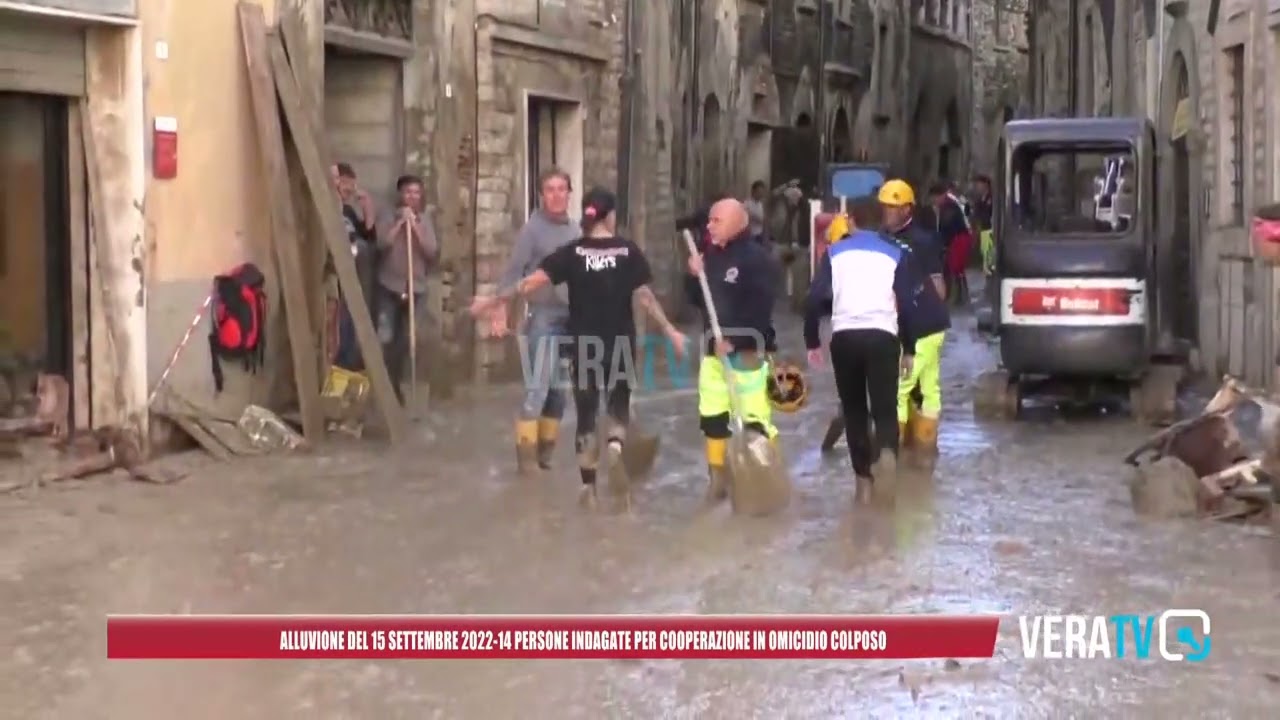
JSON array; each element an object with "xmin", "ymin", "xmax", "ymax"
[
  {"xmin": 804, "ymin": 196, "xmax": 919, "ymax": 501},
  {"xmin": 488, "ymin": 167, "xmax": 578, "ymax": 475},
  {"xmin": 471, "ymin": 188, "xmax": 687, "ymax": 508},
  {"xmin": 330, "ymin": 162, "xmax": 378, "ymax": 371},
  {"xmin": 375, "ymin": 174, "xmax": 439, "ymax": 405}
]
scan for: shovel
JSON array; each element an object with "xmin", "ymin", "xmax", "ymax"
[
  {"xmin": 820, "ymin": 415, "xmax": 845, "ymax": 452},
  {"xmin": 618, "ymin": 325, "xmax": 665, "ymax": 478},
  {"xmin": 404, "ymin": 221, "xmax": 419, "ymax": 421},
  {"xmin": 621, "ymin": 416, "xmax": 661, "ymax": 479},
  {"xmin": 683, "ymin": 231, "xmax": 791, "ymax": 516}
]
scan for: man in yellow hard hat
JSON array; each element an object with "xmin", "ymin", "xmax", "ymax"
[{"xmin": 878, "ymin": 179, "xmax": 950, "ymax": 452}]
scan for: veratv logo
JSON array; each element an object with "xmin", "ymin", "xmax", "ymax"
[
  {"xmin": 1019, "ymin": 610, "xmax": 1211, "ymax": 662},
  {"xmin": 517, "ymin": 328, "xmax": 769, "ymax": 393}
]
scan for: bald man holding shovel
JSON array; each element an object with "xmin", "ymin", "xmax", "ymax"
[{"xmin": 685, "ymin": 199, "xmax": 789, "ymax": 514}]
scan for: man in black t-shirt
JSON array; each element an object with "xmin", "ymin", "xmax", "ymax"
[{"xmin": 471, "ymin": 188, "xmax": 687, "ymax": 508}]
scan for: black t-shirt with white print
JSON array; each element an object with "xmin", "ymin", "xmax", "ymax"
[{"xmin": 539, "ymin": 235, "xmax": 652, "ymax": 344}]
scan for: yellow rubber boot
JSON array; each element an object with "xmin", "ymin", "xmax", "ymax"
[
  {"xmin": 515, "ymin": 419, "xmax": 539, "ymax": 475},
  {"xmin": 913, "ymin": 414, "xmax": 939, "ymax": 453},
  {"xmin": 536, "ymin": 418, "xmax": 559, "ymax": 470},
  {"xmin": 705, "ymin": 438, "xmax": 730, "ymax": 502},
  {"xmin": 902, "ymin": 403, "xmax": 921, "ymax": 449}
]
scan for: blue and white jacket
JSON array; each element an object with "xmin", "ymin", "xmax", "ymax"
[{"xmin": 803, "ymin": 229, "xmax": 920, "ymax": 353}]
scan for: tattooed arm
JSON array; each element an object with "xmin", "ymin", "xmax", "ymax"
[{"xmin": 633, "ymin": 285, "xmax": 676, "ymax": 334}]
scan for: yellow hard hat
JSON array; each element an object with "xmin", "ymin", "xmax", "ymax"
[
  {"xmin": 877, "ymin": 179, "xmax": 915, "ymax": 207},
  {"xmin": 826, "ymin": 213, "xmax": 851, "ymax": 244},
  {"xmin": 768, "ymin": 361, "xmax": 808, "ymax": 413}
]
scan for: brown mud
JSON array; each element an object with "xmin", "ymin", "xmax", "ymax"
[{"xmin": 3, "ymin": 277, "xmax": 1280, "ymax": 717}]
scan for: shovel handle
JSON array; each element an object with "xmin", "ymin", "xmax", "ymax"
[
  {"xmin": 682, "ymin": 230, "xmax": 746, "ymax": 429},
  {"xmin": 405, "ymin": 222, "xmax": 417, "ymax": 411}
]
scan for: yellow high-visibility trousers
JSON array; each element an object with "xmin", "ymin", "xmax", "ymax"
[
  {"xmin": 897, "ymin": 331, "xmax": 945, "ymax": 422},
  {"xmin": 697, "ymin": 356, "xmax": 778, "ymax": 438}
]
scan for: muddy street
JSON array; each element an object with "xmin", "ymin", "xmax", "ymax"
[{"xmin": 4, "ymin": 303, "xmax": 1280, "ymax": 718}]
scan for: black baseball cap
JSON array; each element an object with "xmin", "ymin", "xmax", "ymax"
[{"xmin": 582, "ymin": 187, "xmax": 617, "ymax": 223}]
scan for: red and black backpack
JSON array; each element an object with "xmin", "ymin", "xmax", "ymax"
[{"xmin": 208, "ymin": 263, "xmax": 267, "ymax": 392}]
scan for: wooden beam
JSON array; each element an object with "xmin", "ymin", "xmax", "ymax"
[
  {"xmin": 277, "ymin": 5, "xmax": 332, "ymax": 390},
  {"xmin": 79, "ymin": 99, "xmax": 127, "ymax": 427},
  {"xmin": 66, "ymin": 101, "xmax": 90, "ymax": 431},
  {"xmin": 265, "ymin": 29, "xmax": 407, "ymax": 443},
  {"xmin": 237, "ymin": 3, "xmax": 325, "ymax": 443}
]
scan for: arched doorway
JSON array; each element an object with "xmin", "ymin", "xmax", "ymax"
[
  {"xmin": 909, "ymin": 95, "xmax": 927, "ymax": 182},
  {"xmin": 938, "ymin": 100, "xmax": 962, "ymax": 181},
  {"xmin": 829, "ymin": 107, "xmax": 851, "ymax": 162},
  {"xmin": 1168, "ymin": 56, "xmax": 1196, "ymax": 344},
  {"xmin": 675, "ymin": 91, "xmax": 688, "ymax": 193},
  {"xmin": 701, "ymin": 94, "xmax": 722, "ymax": 199},
  {"xmin": 795, "ymin": 112, "xmax": 812, "ymax": 129}
]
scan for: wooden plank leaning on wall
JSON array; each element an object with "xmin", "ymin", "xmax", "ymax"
[
  {"xmin": 238, "ymin": 3, "xmax": 325, "ymax": 443},
  {"xmin": 66, "ymin": 102, "xmax": 90, "ymax": 430},
  {"xmin": 238, "ymin": 3, "xmax": 407, "ymax": 443}
]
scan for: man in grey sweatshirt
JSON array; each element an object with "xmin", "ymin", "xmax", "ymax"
[
  {"xmin": 375, "ymin": 174, "xmax": 440, "ymax": 404},
  {"xmin": 495, "ymin": 167, "xmax": 578, "ymax": 474}
]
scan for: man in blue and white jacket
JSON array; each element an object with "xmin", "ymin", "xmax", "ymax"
[{"xmin": 803, "ymin": 195, "xmax": 921, "ymax": 497}]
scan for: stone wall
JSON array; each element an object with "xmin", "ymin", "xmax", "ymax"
[
  {"xmin": 907, "ymin": 15, "xmax": 975, "ymax": 188},
  {"xmin": 470, "ymin": 2, "xmax": 625, "ymax": 378},
  {"xmin": 1025, "ymin": 0, "xmax": 1280, "ymax": 387},
  {"xmin": 970, "ymin": 0, "xmax": 1030, "ymax": 176}
]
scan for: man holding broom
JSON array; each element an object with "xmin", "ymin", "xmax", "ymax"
[
  {"xmin": 376, "ymin": 174, "xmax": 439, "ymax": 406},
  {"xmin": 685, "ymin": 198, "xmax": 780, "ymax": 504},
  {"xmin": 470, "ymin": 188, "xmax": 687, "ymax": 509}
]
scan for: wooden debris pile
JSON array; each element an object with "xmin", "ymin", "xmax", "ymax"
[
  {"xmin": 1125, "ymin": 375, "xmax": 1280, "ymax": 523},
  {"xmin": 0, "ymin": 373, "xmax": 185, "ymax": 493}
]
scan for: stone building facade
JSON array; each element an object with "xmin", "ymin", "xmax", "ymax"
[
  {"xmin": 1027, "ymin": 0, "xmax": 1280, "ymax": 387},
  {"xmin": 970, "ymin": 0, "xmax": 1031, "ymax": 175},
  {"xmin": 621, "ymin": 0, "xmax": 1015, "ymax": 316},
  {"xmin": 466, "ymin": 0, "xmax": 626, "ymax": 379},
  {"xmin": 461, "ymin": 0, "xmax": 1046, "ymax": 375},
  {"xmin": 907, "ymin": 0, "xmax": 976, "ymax": 187}
]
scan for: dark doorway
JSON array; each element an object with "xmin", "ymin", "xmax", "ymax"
[
  {"xmin": 938, "ymin": 99, "xmax": 962, "ymax": 181},
  {"xmin": 829, "ymin": 107, "xmax": 851, "ymax": 162},
  {"xmin": 909, "ymin": 96, "xmax": 928, "ymax": 182},
  {"xmin": 1169, "ymin": 57, "xmax": 1197, "ymax": 344},
  {"xmin": 701, "ymin": 94, "xmax": 723, "ymax": 199},
  {"xmin": 0, "ymin": 92, "xmax": 72, "ymax": 386}
]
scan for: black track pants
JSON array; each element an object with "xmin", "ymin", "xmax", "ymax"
[{"xmin": 828, "ymin": 328, "xmax": 901, "ymax": 477}]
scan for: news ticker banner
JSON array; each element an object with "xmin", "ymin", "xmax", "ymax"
[{"xmin": 106, "ymin": 614, "xmax": 999, "ymax": 660}]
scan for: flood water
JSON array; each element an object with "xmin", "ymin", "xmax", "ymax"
[{"xmin": 2, "ymin": 289, "xmax": 1280, "ymax": 718}]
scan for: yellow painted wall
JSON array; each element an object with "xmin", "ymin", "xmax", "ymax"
[
  {"xmin": 137, "ymin": 0, "xmax": 286, "ymax": 425},
  {"xmin": 138, "ymin": 0, "xmax": 277, "ymax": 282}
]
